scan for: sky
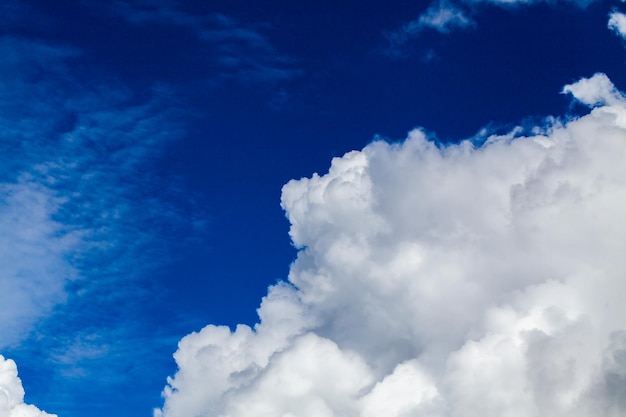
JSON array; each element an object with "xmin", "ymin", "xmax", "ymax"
[{"xmin": 1, "ymin": 0, "xmax": 626, "ymax": 416}]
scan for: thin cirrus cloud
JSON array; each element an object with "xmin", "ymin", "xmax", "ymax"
[
  {"xmin": 155, "ymin": 73, "xmax": 626, "ymax": 417},
  {"xmin": 98, "ymin": 0, "xmax": 302, "ymax": 83},
  {"xmin": 0, "ymin": 32, "xmax": 198, "ymax": 410}
]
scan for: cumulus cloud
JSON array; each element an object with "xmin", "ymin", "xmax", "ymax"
[
  {"xmin": 608, "ymin": 10, "xmax": 626, "ymax": 39},
  {"xmin": 562, "ymin": 72, "xmax": 625, "ymax": 107},
  {"xmin": 156, "ymin": 72, "xmax": 626, "ymax": 417},
  {"xmin": 0, "ymin": 355, "xmax": 56, "ymax": 417}
]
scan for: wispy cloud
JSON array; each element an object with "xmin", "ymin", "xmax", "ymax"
[
  {"xmin": 465, "ymin": 0, "xmax": 595, "ymax": 6},
  {"xmin": 384, "ymin": 0, "xmax": 598, "ymax": 56},
  {"xmin": 96, "ymin": 0, "xmax": 302, "ymax": 83},
  {"xmin": 0, "ymin": 178, "xmax": 79, "ymax": 348},
  {"xmin": 562, "ymin": 72, "xmax": 626, "ymax": 106},
  {"xmin": 384, "ymin": 1, "xmax": 475, "ymax": 56},
  {"xmin": 0, "ymin": 33, "xmax": 201, "ymax": 413}
]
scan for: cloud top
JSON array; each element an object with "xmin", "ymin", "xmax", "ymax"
[
  {"xmin": 156, "ymin": 73, "xmax": 626, "ymax": 417},
  {"xmin": 0, "ymin": 355, "xmax": 56, "ymax": 417}
]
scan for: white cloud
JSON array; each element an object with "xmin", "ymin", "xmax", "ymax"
[
  {"xmin": 156, "ymin": 73, "xmax": 626, "ymax": 417},
  {"xmin": 608, "ymin": 11, "xmax": 626, "ymax": 39},
  {"xmin": 562, "ymin": 72, "xmax": 625, "ymax": 107},
  {"xmin": 0, "ymin": 355, "xmax": 56, "ymax": 417},
  {"xmin": 385, "ymin": 1, "xmax": 474, "ymax": 53},
  {"xmin": 418, "ymin": 2, "xmax": 475, "ymax": 33}
]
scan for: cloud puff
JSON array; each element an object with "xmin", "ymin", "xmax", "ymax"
[
  {"xmin": 156, "ymin": 72, "xmax": 626, "ymax": 417},
  {"xmin": 562, "ymin": 72, "xmax": 625, "ymax": 107},
  {"xmin": 0, "ymin": 355, "xmax": 56, "ymax": 417},
  {"xmin": 608, "ymin": 10, "xmax": 626, "ymax": 39},
  {"xmin": 402, "ymin": 2, "xmax": 474, "ymax": 35}
]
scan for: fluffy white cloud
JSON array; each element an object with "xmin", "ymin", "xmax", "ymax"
[
  {"xmin": 157, "ymin": 73, "xmax": 626, "ymax": 417},
  {"xmin": 0, "ymin": 355, "xmax": 56, "ymax": 417},
  {"xmin": 562, "ymin": 72, "xmax": 625, "ymax": 107},
  {"xmin": 608, "ymin": 11, "xmax": 626, "ymax": 39}
]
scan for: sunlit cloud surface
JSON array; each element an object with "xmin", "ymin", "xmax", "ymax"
[{"xmin": 157, "ymin": 74, "xmax": 626, "ymax": 417}]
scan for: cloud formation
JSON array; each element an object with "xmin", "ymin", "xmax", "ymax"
[
  {"xmin": 608, "ymin": 10, "xmax": 626, "ymax": 39},
  {"xmin": 0, "ymin": 33, "xmax": 201, "ymax": 413},
  {"xmin": 0, "ymin": 355, "xmax": 55, "ymax": 417},
  {"xmin": 156, "ymin": 73, "xmax": 626, "ymax": 417},
  {"xmin": 0, "ymin": 35, "xmax": 185, "ymax": 350}
]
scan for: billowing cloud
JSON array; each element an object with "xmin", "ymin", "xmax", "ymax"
[
  {"xmin": 0, "ymin": 355, "xmax": 56, "ymax": 417},
  {"xmin": 608, "ymin": 10, "xmax": 626, "ymax": 39},
  {"xmin": 156, "ymin": 73, "xmax": 626, "ymax": 417}
]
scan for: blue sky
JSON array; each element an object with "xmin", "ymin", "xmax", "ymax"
[{"xmin": 2, "ymin": 1, "xmax": 626, "ymax": 417}]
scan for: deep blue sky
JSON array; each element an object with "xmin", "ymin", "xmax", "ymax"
[{"xmin": 1, "ymin": 0, "xmax": 625, "ymax": 416}]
